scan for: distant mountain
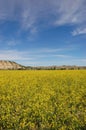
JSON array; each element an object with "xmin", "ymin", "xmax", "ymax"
[{"xmin": 0, "ymin": 60, "xmax": 25, "ymax": 70}]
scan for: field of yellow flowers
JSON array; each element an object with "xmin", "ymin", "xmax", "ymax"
[{"xmin": 0, "ymin": 70, "xmax": 86, "ymax": 130}]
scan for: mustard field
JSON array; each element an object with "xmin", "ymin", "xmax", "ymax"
[{"xmin": 0, "ymin": 70, "xmax": 86, "ymax": 130}]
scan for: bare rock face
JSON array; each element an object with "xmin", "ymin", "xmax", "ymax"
[{"xmin": 0, "ymin": 60, "xmax": 23, "ymax": 70}]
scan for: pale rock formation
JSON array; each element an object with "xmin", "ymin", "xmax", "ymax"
[{"xmin": 0, "ymin": 60, "xmax": 23, "ymax": 70}]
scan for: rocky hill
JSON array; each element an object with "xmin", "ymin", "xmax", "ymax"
[{"xmin": 0, "ymin": 60, "xmax": 24, "ymax": 70}]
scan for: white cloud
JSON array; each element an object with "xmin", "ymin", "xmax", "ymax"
[
  {"xmin": 74, "ymin": 58, "xmax": 86, "ymax": 62},
  {"xmin": 53, "ymin": 54, "xmax": 72, "ymax": 58},
  {"xmin": 0, "ymin": 48, "xmax": 86, "ymax": 66},
  {"xmin": 0, "ymin": 38, "xmax": 21, "ymax": 47},
  {"xmin": 0, "ymin": 47, "xmax": 71, "ymax": 61},
  {"xmin": 72, "ymin": 27, "xmax": 86, "ymax": 36},
  {"xmin": 35, "ymin": 48, "xmax": 63, "ymax": 53},
  {"xmin": 0, "ymin": 50, "xmax": 32, "ymax": 61},
  {"xmin": 55, "ymin": 0, "xmax": 86, "ymax": 25},
  {"xmin": 0, "ymin": 0, "xmax": 86, "ymax": 33},
  {"xmin": 7, "ymin": 39, "xmax": 20, "ymax": 46}
]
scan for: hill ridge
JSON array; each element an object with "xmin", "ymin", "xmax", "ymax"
[
  {"xmin": 0, "ymin": 60, "xmax": 86, "ymax": 70},
  {"xmin": 0, "ymin": 60, "xmax": 24, "ymax": 70}
]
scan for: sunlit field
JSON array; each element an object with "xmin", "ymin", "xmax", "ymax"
[{"xmin": 0, "ymin": 70, "xmax": 86, "ymax": 130}]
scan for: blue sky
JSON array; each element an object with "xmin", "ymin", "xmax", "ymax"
[{"xmin": 0, "ymin": 0, "xmax": 86, "ymax": 66}]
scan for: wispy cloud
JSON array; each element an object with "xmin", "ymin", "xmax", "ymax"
[
  {"xmin": 55, "ymin": 0, "xmax": 86, "ymax": 25},
  {"xmin": 72, "ymin": 27, "xmax": 86, "ymax": 36},
  {"xmin": 0, "ymin": 38, "xmax": 21, "ymax": 47},
  {"xmin": 0, "ymin": 47, "xmax": 71, "ymax": 61},
  {"xmin": 0, "ymin": 1, "xmax": 85, "ymax": 66},
  {"xmin": 0, "ymin": 0, "xmax": 86, "ymax": 34},
  {"xmin": 7, "ymin": 39, "xmax": 20, "ymax": 46},
  {"xmin": 0, "ymin": 48, "xmax": 85, "ymax": 66},
  {"xmin": 53, "ymin": 54, "xmax": 72, "ymax": 58},
  {"xmin": 0, "ymin": 50, "xmax": 32, "ymax": 61},
  {"xmin": 72, "ymin": 58, "xmax": 86, "ymax": 62}
]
